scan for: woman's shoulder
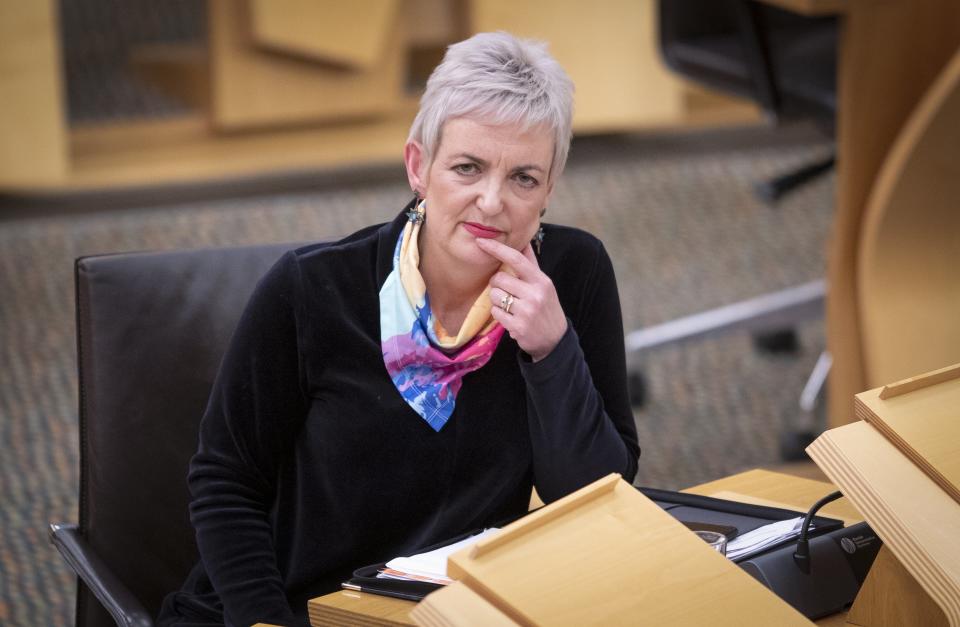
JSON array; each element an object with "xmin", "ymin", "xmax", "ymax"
[
  {"xmin": 538, "ymin": 224, "xmax": 609, "ymax": 276},
  {"xmin": 246, "ymin": 222, "xmax": 388, "ymax": 307},
  {"xmin": 289, "ymin": 221, "xmax": 385, "ymax": 263}
]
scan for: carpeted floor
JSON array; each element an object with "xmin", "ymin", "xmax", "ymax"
[{"xmin": 0, "ymin": 125, "xmax": 834, "ymax": 626}]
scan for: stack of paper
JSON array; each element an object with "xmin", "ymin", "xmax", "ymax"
[
  {"xmin": 725, "ymin": 517, "xmax": 810, "ymax": 560},
  {"xmin": 378, "ymin": 528, "xmax": 501, "ymax": 585}
]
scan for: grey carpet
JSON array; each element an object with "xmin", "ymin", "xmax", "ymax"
[{"xmin": 0, "ymin": 125, "xmax": 833, "ymax": 625}]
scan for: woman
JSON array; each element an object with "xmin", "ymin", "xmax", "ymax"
[{"xmin": 159, "ymin": 31, "xmax": 639, "ymax": 627}]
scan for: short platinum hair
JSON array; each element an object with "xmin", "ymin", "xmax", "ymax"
[{"xmin": 409, "ymin": 31, "xmax": 575, "ymax": 180}]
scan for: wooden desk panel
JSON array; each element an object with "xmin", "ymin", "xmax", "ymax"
[
  {"xmin": 309, "ymin": 590, "xmax": 415, "ymax": 626},
  {"xmin": 308, "ymin": 470, "xmax": 854, "ymax": 626}
]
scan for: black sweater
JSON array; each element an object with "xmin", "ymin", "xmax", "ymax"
[{"xmin": 159, "ymin": 209, "xmax": 639, "ymax": 627}]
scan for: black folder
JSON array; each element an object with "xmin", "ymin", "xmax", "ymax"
[{"xmin": 638, "ymin": 486, "xmax": 845, "ymax": 563}]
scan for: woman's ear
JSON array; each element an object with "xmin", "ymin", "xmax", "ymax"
[{"xmin": 403, "ymin": 141, "xmax": 427, "ymax": 196}]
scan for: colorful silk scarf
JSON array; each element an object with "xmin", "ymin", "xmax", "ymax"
[{"xmin": 379, "ymin": 200, "xmax": 505, "ymax": 431}]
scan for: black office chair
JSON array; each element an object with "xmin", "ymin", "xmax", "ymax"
[
  {"xmin": 49, "ymin": 242, "xmax": 305, "ymax": 627},
  {"xmin": 658, "ymin": 0, "xmax": 838, "ymax": 201},
  {"xmin": 625, "ymin": 1, "xmax": 839, "ymax": 456}
]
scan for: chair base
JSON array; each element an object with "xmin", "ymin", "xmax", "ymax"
[{"xmin": 755, "ymin": 153, "xmax": 835, "ymax": 203}]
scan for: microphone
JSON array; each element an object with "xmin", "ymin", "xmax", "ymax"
[{"xmin": 793, "ymin": 490, "xmax": 843, "ymax": 574}]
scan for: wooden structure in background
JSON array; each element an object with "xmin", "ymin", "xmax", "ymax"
[
  {"xmin": 855, "ymin": 46, "xmax": 960, "ymax": 391},
  {"xmin": 747, "ymin": 0, "xmax": 960, "ymax": 429},
  {"xmin": 796, "ymin": 0, "xmax": 960, "ymax": 428},
  {"xmin": 309, "ymin": 469, "xmax": 859, "ymax": 626},
  {"xmin": 0, "ymin": 0, "xmax": 67, "ymax": 187},
  {"xmin": 469, "ymin": 0, "xmax": 684, "ymax": 133},
  {"xmin": 807, "ymin": 366, "xmax": 960, "ymax": 626},
  {"xmin": 248, "ymin": 0, "xmax": 397, "ymax": 69},
  {"xmin": 209, "ymin": 0, "xmax": 405, "ymax": 130},
  {"xmin": 0, "ymin": 0, "xmax": 758, "ymax": 193}
]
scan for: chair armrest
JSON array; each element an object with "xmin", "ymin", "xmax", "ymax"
[{"xmin": 48, "ymin": 523, "xmax": 154, "ymax": 627}]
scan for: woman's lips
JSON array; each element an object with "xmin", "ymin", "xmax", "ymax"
[{"xmin": 463, "ymin": 222, "xmax": 503, "ymax": 239}]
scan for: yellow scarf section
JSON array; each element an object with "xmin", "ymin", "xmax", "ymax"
[{"xmin": 399, "ymin": 200, "xmax": 501, "ymax": 349}]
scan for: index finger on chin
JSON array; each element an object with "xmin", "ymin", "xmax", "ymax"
[{"xmin": 476, "ymin": 238, "xmax": 532, "ymax": 276}]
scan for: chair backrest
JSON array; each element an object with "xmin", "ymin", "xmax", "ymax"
[
  {"xmin": 74, "ymin": 242, "xmax": 301, "ymax": 627},
  {"xmin": 658, "ymin": 0, "xmax": 837, "ymax": 126}
]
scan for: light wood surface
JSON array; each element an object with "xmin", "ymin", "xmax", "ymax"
[
  {"xmin": 847, "ymin": 546, "xmax": 948, "ymax": 627},
  {"xmin": 64, "ymin": 113, "xmax": 414, "ymax": 192},
  {"xmin": 468, "ymin": 474, "xmax": 620, "ymax": 559},
  {"xmin": 249, "ymin": 0, "xmax": 397, "ymax": 69},
  {"xmin": 402, "ymin": 0, "xmax": 464, "ymax": 47},
  {"xmin": 308, "ymin": 589, "xmax": 416, "ymax": 626},
  {"xmin": 856, "ymin": 45, "xmax": 960, "ymax": 390},
  {"xmin": 308, "ymin": 470, "xmax": 857, "ymax": 626},
  {"xmin": 0, "ymin": 0, "xmax": 67, "ymax": 186},
  {"xmin": 807, "ymin": 421, "xmax": 960, "ymax": 625},
  {"xmin": 18, "ymin": 91, "xmax": 753, "ymax": 195},
  {"xmin": 208, "ymin": 0, "xmax": 404, "ymax": 130},
  {"xmin": 469, "ymin": 0, "xmax": 688, "ymax": 134},
  {"xmin": 880, "ymin": 363, "xmax": 960, "ymax": 400},
  {"xmin": 856, "ymin": 369, "xmax": 960, "ymax": 507},
  {"xmin": 823, "ymin": 0, "xmax": 960, "ymax": 428},
  {"xmin": 411, "ymin": 583, "xmax": 517, "ymax": 627},
  {"xmin": 438, "ymin": 476, "xmax": 811, "ymax": 626},
  {"xmin": 2, "ymin": 1, "xmax": 759, "ymax": 193}
]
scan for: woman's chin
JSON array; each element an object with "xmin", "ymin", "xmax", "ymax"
[{"xmin": 462, "ymin": 243, "xmax": 501, "ymax": 271}]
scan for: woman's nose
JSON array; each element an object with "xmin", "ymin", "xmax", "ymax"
[{"xmin": 477, "ymin": 180, "xmax": 504, "ymax": 215}]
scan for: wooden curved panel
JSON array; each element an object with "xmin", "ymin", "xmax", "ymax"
[{"xmin": 858, "ymin": 46, "xmax": 960, "ymax": 387}]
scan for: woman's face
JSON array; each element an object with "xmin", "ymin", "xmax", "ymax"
[{"xmin": 406, "ymin": 117, "xmax": 555, "ymax": 276}]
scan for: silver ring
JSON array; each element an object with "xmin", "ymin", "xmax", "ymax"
[{"xmin": 503, "ymin": 293, "xmax": 515, "ymax": 315}]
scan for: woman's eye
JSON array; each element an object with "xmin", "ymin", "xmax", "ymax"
[
  {"xmin": 514, "ymin": 173, "xmax": 539, "ymax": 188},
  {"xmin": 453, "ymin": 163, "xmax": 479, "ymax": 175}
]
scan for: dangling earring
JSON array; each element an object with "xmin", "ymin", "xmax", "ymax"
[
  {"xmin": 407, "ymin": 191, "xmax": 426, "ymax": 224},
  {"xmin": 531, "ymin": 208, "xmax": 546, "ymax": 255}
]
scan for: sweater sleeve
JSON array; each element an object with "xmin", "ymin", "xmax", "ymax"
[
  {"xmin": 187, "ymin": 252, "xmax": 309, "ymax": 627},
  {"xmin": 519, "ymin": 241, "xmax": 640, "ymax": 503}
]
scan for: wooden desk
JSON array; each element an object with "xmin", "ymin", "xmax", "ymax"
[
  {"xmin": 754, "ymin": 0, "xmax": 960, "ymax": 427},
  {"xmin": 307, "ymin": 469, "xmax": 862, "ymax": 626}
]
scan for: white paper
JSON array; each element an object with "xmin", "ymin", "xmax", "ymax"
[
  {"xmin": 725, "ymin": 516, "xmax": 811, "ymax": 560},
  {"xmin": 381, "ymin": 527, "xmax": 501, "ymax": 582}
]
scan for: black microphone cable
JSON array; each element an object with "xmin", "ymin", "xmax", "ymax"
[{"xmin": 793, "ymin": 490, "xmax": 843, "ymax": 574}]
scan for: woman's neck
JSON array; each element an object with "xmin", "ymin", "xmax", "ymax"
[{"xmin": 419, "ymin": 250, "xmax": 493, "ymax": 335}]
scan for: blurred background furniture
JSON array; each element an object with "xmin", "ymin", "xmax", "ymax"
[
  {"xmin": 0, "ymin": 0, "xmax": 760, "ymax": 194},
  {"xmin": 856, "ymin": 45, "xmax": 960, "ymax": 391},
  {"xmin": 812, "ymin": 0, "xmax": 960, "ymax": 428},
  {"xmin": 658, "ymin": 0, "xmax": 837, "ymax": 202},
  {"xmin": 655, "ymin": 0, "xmax": 960, "ymax": 429},
  {"xmin": 49, "ymin": 242, "xmax": 300, "ymax": 627},
  {"xmin": 632, "ymin": 0, "xmax": 837, "ymax": 456}
]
